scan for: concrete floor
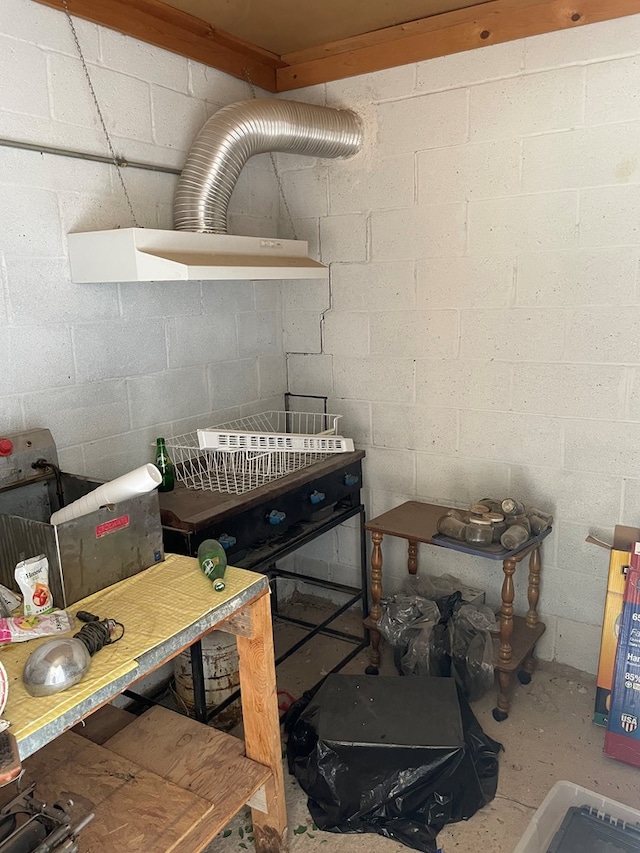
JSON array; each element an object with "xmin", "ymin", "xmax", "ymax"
[{"xmin": 204, "ymin": 600, "xmax": 640, "ymax": 853}]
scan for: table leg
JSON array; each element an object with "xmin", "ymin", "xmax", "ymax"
[
  {"xmin": 368, "ymin": 531, "xmax": 384, "ymax": 670},
  {"xmin": 407, "ymin": 539, "xmax": 419, "ymax": 575},
  {"xmin": 236, "ymin": 592, "xmax": 287, "ymax": 853},
  {"xmin": 526, "ymin": 546, "xmax": 541, "ymax": 628},
  {"xmin": 492, "ymin": 558, "xmax": 517, "ymax": 722}
]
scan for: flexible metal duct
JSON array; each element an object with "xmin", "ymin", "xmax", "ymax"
[{"xmin": 174, "ymin": 98, "xmax": 363, "ymax": 234}]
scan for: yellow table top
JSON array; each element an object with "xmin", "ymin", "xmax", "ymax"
[{"xmin": 0, "ymin": 554, "xmax": 265, "ymax": 746}]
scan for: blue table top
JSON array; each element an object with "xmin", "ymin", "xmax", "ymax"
[{"xmin": 432, "ymin": 526, "xmax": 552, "ymax": 561}]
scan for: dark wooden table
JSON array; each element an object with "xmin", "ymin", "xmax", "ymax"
[{"xmin": 365, "ymin": 500, "xmax": 551, "ymax": 721}]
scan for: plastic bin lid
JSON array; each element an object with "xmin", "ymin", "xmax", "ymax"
[
  {"xmin": 548, "ymin": 806, "xmax": 640, "ymax": 853},
  {"xmin": 316, "ymin": 675, "xmax": 464, "ymax": 749}
]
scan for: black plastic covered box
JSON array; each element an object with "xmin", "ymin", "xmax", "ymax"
[{"xmin": 287, "ymin": 674, "xmax": 502, "ymax": 853}]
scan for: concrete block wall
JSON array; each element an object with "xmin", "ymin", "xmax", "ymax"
[
  {"xmin": 279, "ymin": 15, "xmax": 640, "ymax": 673},
  {"xmin": 0, "ymin": 0, "xmax": 288, "ymax": 479}
]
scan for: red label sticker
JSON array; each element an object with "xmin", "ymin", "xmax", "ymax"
[{"xmin": 95, "ymin": 515, "xmax": 130, "ymax": 539}]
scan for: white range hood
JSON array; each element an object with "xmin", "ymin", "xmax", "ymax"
[{"xmin": 67, "ymin": 228, "xmax": 328, "ymax": 282}]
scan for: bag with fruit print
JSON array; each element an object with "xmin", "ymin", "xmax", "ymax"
[{"xmin": 14, "ymin": 555, "xmax": 54, "ymax": 617}]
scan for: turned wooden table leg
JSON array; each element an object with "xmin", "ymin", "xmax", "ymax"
[
  {"xmin": 368, "ymin": 531, "xmax": 384, "ymax": 669},
  {"xmin": 493, "ymin": 557, "xmax": 517, "ymax": 721},
  {"xmin": 407, "ymin": 539, "xmax": 419, "ymax": 575},
  {"xmin": 499, "ymin": 558, "xmax": 516, "ymax": 665},
  {"xmin": 526, "ymin": 546, "xmax": 541, "ymax": 628}
]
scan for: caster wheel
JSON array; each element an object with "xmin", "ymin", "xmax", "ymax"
[
  {"xmin": 517, "ymin": 669, "xmax": 532, "ymax": 685},
  {"xmin": 365, "ymin": 665, "xmax": 379, "ymax": 676},
  {"xmin": 492, "ymin": 707, "xmax": 508, "ymax": 722}
]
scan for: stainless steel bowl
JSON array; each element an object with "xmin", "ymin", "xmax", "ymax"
[{"xmin": 23, "ymin": 638, "xmax": 91, "ymax": 697}]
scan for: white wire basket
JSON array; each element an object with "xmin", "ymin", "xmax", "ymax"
[{"xmin": 166, "ymin": 411, "xmax": 349, "ymax": 495}]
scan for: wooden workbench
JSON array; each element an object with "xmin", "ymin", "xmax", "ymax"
[{"xmin": 0, "ymin": 557, "xmax": 287, "ymax": 853}]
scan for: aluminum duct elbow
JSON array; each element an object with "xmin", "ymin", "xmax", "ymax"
[{"xmin": 174, "ymin": 98, "xmax": 363, "ymax": 234}]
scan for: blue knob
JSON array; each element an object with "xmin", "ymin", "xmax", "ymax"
[
  {"xmin": 268, "ymin": 510, "xmax": 286, "ymax": 525},
  {"xmin": 218, "ymin": 534, "xmax": 237, "ymax": 550},
  {"xmin": 309, "ymin": 490, "xmax": 326, "ymax": 505},
  {"xmin": 344, "ymin": 474, "xmax": 359, "ymax": 486}
]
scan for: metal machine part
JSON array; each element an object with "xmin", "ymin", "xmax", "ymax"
[
  {"xmin": 0, "ymin": 430, "xmax": 164, "ymax": 608},
  {"xmin": 0, "ymin": 783, "xmax": 93, "ymax": 853}
]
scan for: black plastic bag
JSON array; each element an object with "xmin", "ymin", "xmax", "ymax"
[
  {"xmin": 450, "ymin": 605, "xmax": 497, "ymax": 702},
  {"xmin": 287, "ymin": 674, "xmax": 502, "ymax": 853}
]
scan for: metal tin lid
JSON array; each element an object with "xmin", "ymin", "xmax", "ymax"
[
  {"xmin": 486, "ymin": 512, "xmax": 505, "ymax": 522},
  {"xmin": 468, "ymin": 517, "xmax": 492, "ymax": 526}
]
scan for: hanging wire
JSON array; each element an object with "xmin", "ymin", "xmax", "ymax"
[
  {"xmin": 61, "ymin": 0, "xmax": 139, "ymax": 227},
  {"xmin": 243, "ymin": 69, "xmax": 298, "ymax": 240}
]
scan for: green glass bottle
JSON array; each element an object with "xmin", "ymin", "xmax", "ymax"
[
  {"xmin": 197, "ymin": 539, "xmax": 227, "ymax": 591},
  {"xmin": 155, "ymin": 437, "xmax": 175, "ymax": 493}
]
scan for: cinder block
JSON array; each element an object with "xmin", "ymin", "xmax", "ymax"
[
  {"xmin": 416, "ymin": 454, "xmax": 510, "ymax": 506},
  {"xmin": 127, "ymin": 366, "xmax": 208, "ymax": 429},
  {"xmin": 0, "ymin": 34, "xmax": 49, "ymax": 117},
  {"xmin": 516, "ymin": 248, "xmax": 637, "ymax": 307},
  {"xmin": 372, "ymin": 204, "xmax": 466, "ymax": 260},
  {"xmin": 525, "ymin": 15, "xmax": 640, "ymax": 70},
  {"xmin": 509, "ymin": 465, "xmax": 620, "ymax": 524},
  {"xmin": 100, "ymin": 29, "xmax": 189, "ymax": 92},
  {"xmin": 329, "ymin": 154, "xmax": 414, "ymax": 215},
  {"xmin": 0, "ymin": 0, "xmax": 99, "ymax": 57},
  {"xmin": 295, "ymin": 530, "xmax": 337, "ymax": 564},
  {"xmin": 376, "ymin": 89, "xmax": 468, "ymax": 154},
  {"xmin": 188, "ymin": 60, "xmax": 250, "ymax": 102},
  {"xmin": 459, "ymin": 307, "xmax": 565, "ymax": 361},
  {"xmin": 565, "ymin": 306, "xmax": 640, "ymax": 362},
  {"xmin": 322, "ymin": 310, "xmax": 369, "ymax": 357},
  {"xmin": 281, "ymin": 280, "xmax": 330, "ymax": 313},
  {"xmin": 468, "ymin": 192, "xmax": 577, "ymax": 254},
  {"xmin": 6, "ymin": 257, "xmax": 119, "ymax": 324},
  {"xmin": 279, "ymin": 168, "xmax": 328, "ymax": 219},
  {"xmin": 621, "ymin": 478, "xmax": 640, "ymax": 526},
  {"xmin": 417, "ymin": 139, "xmax": 520, "ymax": 204},
  {"xmin": 539, "ymin": 567, "xmax": 606, "ymax": 624},
  {"xmin": 207, "ymin": 359, "xmax": 259, "ymax": 411},
  {"xmin": 416, "ymin": 40, "xmax": 523, "ymax": 92},
  {"xmin": 325, "ymin": 398, "xmax": 372, "ymax": 446},
  {"xmin": 459, "ymin": 410, "xmax": 562, "ymax": 467},
  {"xmin": 151, "ymin": 86, "xmax": 206, "ymax": 151},
  {"xmin": 287, "ymin": 353, "xmax": 334, "ymax": 397},
  {"xmin": 333, "ymin": 356, "xmax": 414, "ymax": 403},
  {"xmin": 363, "ymin": 446, "xmax": 416, "ymax": 495},
  {"xmin": 469, "ymin": 66, "xmax": 584, "ymax": 141},
  {"xmin": 0, "ymin": 185, "xmax": 63, "ymax": 257},
  {"xmin": 320, "ymin": 214, "xmax": 367, "ymax": 263},
  {"xmin": 23, "ymin": 380, "xmax": 130, "ymax": 446},
  {"xmin": 417, "ymin": 256, "xmax": 514, "ymax": 309},
  {"xmin": 416, "ymin": 359, "xmax": 510, "ymax": 410},
  {"xmin": 564, "ymin": 419, "xmax": 640, "ymax": 477},
  {"xmin": 0, "ymin": 326, "xmax": 74, "ymax": 396},
  {"xmin": 327, "ymin": 65, "xmax": 416, "ymax": 104},
  {"xmin": 251, "ymin": 281, "xmax": 279, "ymax": 312},
  {"xmin": 370, "ymin": 309, "xmax": 457, "ymax": 359},
  {"xmin": 73, "ymin": 319, "xmax": 166, "ymax": 383},
  {"xmin": 56, "ymin": 445, "xmax": 86, "ymax": 477},
  {"xmin": 237, "ymin": 311, "xmax": 283, "ymax": 358},
  {"xmin": 512, "ymin": 363, "xmax": 625, "ymax": 419},
  {"xmin": 557, "ymin": 520, "xmax": 612, "ymax": 578},
  {"xmin": 121, "ymin": 281, "xmax": 202, "ymax": 319},
  {"xmin": 331, "ymin": 261, "xmax": 416, "ymax": 312},
  {"xmin": 0, "ymin": 396, "xmax": 24, "ymax": 432},
  {"xmin": 372, "ymin": 402, "xmax": 457, "ymax": 454},
  {"xmin": 83, "ymin": 426, "xmax": 167, "ymax": 480},
  {"xmin": 534, "ymin": 614, "xmax": 557, "ymax": 663},
  {"xmin": 555, "ymin": 617, "xmax": 601, "ymax": 674},
  {"xmin": 257, "ymin": 356, "xmax": 287, "ymax": 399},
  {"xmin": 580, "ymin": 186, "xmax": 640, "ymax": 246},
  {"xmin": 586, "ymin": 54, "xmax": 640, "ymax": 124},
  {"xmin": 167, "ymin": 314, "xmax": 237, "ymax": 368},
  {"xmin": 283, "ymin": 310, "xmax": 322, "ymax": 353},
  {"xmin": 523, "ymin": 124, "xmax": 640, "ymax": 193}
]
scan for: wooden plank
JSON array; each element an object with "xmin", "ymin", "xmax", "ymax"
[
  {"xmin": 276, "ymin": 0, "xmax": 640, "ymax": 90},
  {"xmin": 72, "ymin": 704, "xmax": 135, "ymax": 745},
  {"xmin": 105, "ymin": 706, "xmax": 271, "ymax": 842},
  {"xmin": 22, "ymin": 731, "xmax": 214, "ymax": 853},
  {"xmin": 31, "ymin": 0, "xmax": 281, "ymax": 91},
  {"xmin": 237, "ymin": 592, "xmax": 287, "ymax": 853}
]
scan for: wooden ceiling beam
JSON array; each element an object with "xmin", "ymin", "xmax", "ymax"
[
  {"xmin": 31, "ymin": 0, "xmax": 283, "ymax": 92},
  {"xmin": 276, "ymin": 0, "xmax": 640, "ymax": 91}
]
